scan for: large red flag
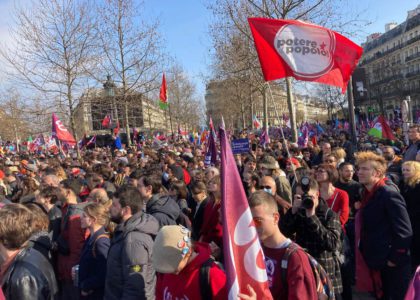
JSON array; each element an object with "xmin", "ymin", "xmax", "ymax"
[
  {"xmin": 52, "ymin": 113, "xmax": 76, "ymax": 145},
  {"xmin": 248, "ymin": 18, "xmax": 363, "ymax": 92},
  {"xmin": 219, "ymin": 123, "xmax": 273, "ymax": 299}
]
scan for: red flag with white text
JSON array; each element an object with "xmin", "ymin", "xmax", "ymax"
[
  {"xmin": 248, "ymin": 18, "xmax": 363, "ymax": 92},
  {"xmin": 52, "ymin": 113, "xmax": 76, "ymax": 145},
  {"xmin": 219, "ymin": 124, "xmax": 272, "ymax": 299}
]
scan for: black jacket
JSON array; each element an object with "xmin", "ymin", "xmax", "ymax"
[
  {"xmin": 104, "ymin": 212, "xmax": 159, "ymax": 300},
  {"xmin": 359, "ymin": 185, "xmax": 412, "ymax": 270},
  {"xmin": 1, "ymin": 246, "xmax": 58, "ymax": 300},
  {"xmin": 281, "ymin": 199, "xmax": 343, "ymax": 294},
  {"xmin": 78, "ymin": 226, "xmax": 110, "ymax": 300},
  {"xmin": 192, "ymin": 198, "xmax": 209, "ymax": 241},
  {"xmin": 146, "ymin": 194, "xmax": 180, "ymax": 228}
]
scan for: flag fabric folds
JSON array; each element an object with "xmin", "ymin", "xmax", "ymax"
[
  {"xmin": 368, "ymin": 115, "xmax": 396, "ymax": 140},
  {"xmin": 102, "ymin": 114, "xmax": 112, "ymax": 128},
  {"xmin": 248, "ymin": 18, "xmax": 363, "ymax": 92},
  {"xmin": 159, "ymin": 73, "xmax": 168, "ymax": 109},
  {"xmin": 253, "ymin": 115, "xmax": 261, "ymax": 129},
  {"xmin": 219, "ymin": 123, "xmax": 273, "ymax": 300},
  {"xmin": 52, "ymin": 113, "xmax": 76, "ymax": 145}
]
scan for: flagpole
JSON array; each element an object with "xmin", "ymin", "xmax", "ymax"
[
  {"xmin": 266, "ymin": 82, "xmax": 298, "ymax": 188},
  {"xmin": 347, "ymin": 77, "xmax": 358, "ymax": 145}
]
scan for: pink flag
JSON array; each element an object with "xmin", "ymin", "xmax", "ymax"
[
  {"xmin": 219, "ymin": 124, "xmax": 273, "ymax": 299},
  {"xmin": 52, "ymin": 113, "xmax": 76, "ymax": 145}
]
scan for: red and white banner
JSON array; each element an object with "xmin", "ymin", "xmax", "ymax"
[
  {"xmin": 220, "ymin": 124, "xmax": 272, "ymax": 299},
  {"xmin": 248, "ymin": 18, "xmax": 363, "ymax": 92},
  {"xmin": 52, "ymin": 113, "xmax": 76, "ymax": 145}
]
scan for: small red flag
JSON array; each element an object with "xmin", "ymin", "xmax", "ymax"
[
  {"xmin": 102, "ymin": 115, "xmax": 111, "ymax": 128},
  {"xmin": 220, "ymin": 124, "xmax": 273, "ymax": 299},
  {"xmin": 248, "ymin": 18, "xmax": 363, "ymax": 92},
  {"xmin": 159, "ymin": 73, "xmax": 168, "ymax": 109},
  {"xmin": 52, "ymin": 113, "xmax": 76, "ymax": 145}
]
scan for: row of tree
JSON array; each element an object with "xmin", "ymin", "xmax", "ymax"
[{"xmin": 0, "ymin": 0, "xmax": 203, "ymax": 151}]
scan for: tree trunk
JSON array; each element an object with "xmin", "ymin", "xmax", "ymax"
[
  {"xmin": 262, "ymin": 87, "xmax": 268, "ymax": 129},
  {"xmin": 124, "ymin": 99, "xmax": 131, "ymax": 147},
  {"xmin": 286, "ymin": 77, "xmax": 298, "ymax": 142}
]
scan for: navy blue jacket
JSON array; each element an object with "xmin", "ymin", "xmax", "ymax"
[
  {"xmin": 78, "ymin": 227, "xmax": 110, "ymax": 300},
  {"xmin": 359, "ymin": 185, "xmax": 412, "ymax": 270}
]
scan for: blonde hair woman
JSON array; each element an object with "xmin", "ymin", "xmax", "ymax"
[{"xmin": 401, "ymin": 161, "xmax": 420, "ymax": 270}]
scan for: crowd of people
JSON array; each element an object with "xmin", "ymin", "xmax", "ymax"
[{"xmin": 0, "ymin": 122, "xmax": 419, "ymax": 300}]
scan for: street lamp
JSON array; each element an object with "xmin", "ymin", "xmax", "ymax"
[{"xmin": 103, "ymin": 75, "xmax": 118, "ymax": 134}]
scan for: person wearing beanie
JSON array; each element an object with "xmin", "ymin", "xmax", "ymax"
[{"xmin": 153, "ymin": 225, "xmax": 227, "ymax": 300}]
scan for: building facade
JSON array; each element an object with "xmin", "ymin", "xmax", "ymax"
[
  {"xmin": 354, "ymin": 5, "xmax": 420, "ymax": 120},
  {"xmin": 205, "ymin": 79, "xmax": 328, "ymax": 130},
  {"xmin": 73, "ymin": 88, "xmax": 168, "ymax": 138}
]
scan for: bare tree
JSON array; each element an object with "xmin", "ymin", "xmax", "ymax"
[
  {"xmin": 97, "ymin": 0, "xmax": 165, "ymax": 147},
  {"xmin": 207, "ymin": 0, "xmax": 370, "ymax": 141},
  {"xmin": 317, "ymin": 85, "xmax": 347, "ymax": 119},
  {"xmin": 167, "ymin": 63, "xmax": 202, "ymax": 132},
  {"xmin": 0, "ymin": 0, "xmax": 97, "ymax": 157},
  {"xmin": 0, "ymin": 89, "xmax": 32, "ymax": 144}
]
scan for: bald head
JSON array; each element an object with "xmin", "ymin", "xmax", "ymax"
[
  {"xmin": 88, "ymin": 188, "xmax": 109, "ymax": 205},
  {"xmin": 260, "ymin": 176, "xmax": 276, "ymax": 195}
]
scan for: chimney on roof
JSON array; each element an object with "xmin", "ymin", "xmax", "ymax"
[{"xmin": 385, "ymin": 22, "xmax": 397, "ymax": 32}]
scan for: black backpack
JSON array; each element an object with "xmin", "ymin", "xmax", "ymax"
[{"xmin": 199, "ymin": 258, "xmax": 224, "ymax": 300}]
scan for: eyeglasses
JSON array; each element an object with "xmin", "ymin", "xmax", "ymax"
[{"xmin": 315, "ymin": 169, "xmax": 327, "ymax": 174}]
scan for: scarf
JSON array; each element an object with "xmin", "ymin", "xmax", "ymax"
[{"xmin": 355, "ymin": 178, "xmax": 387, "ymax": 298}]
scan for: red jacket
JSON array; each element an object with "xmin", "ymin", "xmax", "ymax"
[
  {"xmin": 57, "ymin": 202, "xmax": 89, "ymax": 282},
  {"xmin": 199, "ymin": 200, "xmax": 223, "ymax": 248},
  {"xmin": 155, "ymin": 243, "xmax": 227, "ymax": 300},
  {"xmin": 326, "ymin": 188, "xmax": 349, "ymax": 228},
  {"xmin": 263, "ymin": 243, "xmax": 318, "ymax": 300}
]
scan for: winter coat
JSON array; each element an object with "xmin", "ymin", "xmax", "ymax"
[
  {"xmin": 57, "ymin": 202, "xmax": 89, "ymax": 282},
  {"xmin": 78, "ymin": 226, "xmax": 110, "ymax": 300},
  {"xmin": 360, "ymin": 184, "xmax": 412, "ymax": 270},
  {"xmin": 281, "ymin": 199, "xmax": 343, "ymax": 294},
  {"xmin": 104, "ymin": 212, "xmax": 159, "ymax": 300},
  {"xmin": 146, "ymin": 194, "xmax": 180, "ymax": 228},
  {"xmin": 1, "ymin": 246, "xmax": 58, "ymax": 300},
  {"xmin": 155, "ymin": 243, "xmax": 227, "ymax": 300}
]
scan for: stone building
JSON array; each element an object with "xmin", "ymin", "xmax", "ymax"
[
  {"xmin": 205, "ymin": 79, "xmax": 328, "ymax": 129},
  {"xmin": 354, "ymin": 5, "xmax": 420, "ymax": 120},
  {"xmin": 73, "ymin": 88, "xmax": 168, "ymax": 138}
]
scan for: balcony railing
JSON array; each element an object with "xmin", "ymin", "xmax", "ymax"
[{"xmin": 406, "ymin": 51, "xmax": 420, "ymax": 62}]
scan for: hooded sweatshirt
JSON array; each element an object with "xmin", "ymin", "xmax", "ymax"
[
  {"xmin": 146, "ymin": 194, "xmax": 180, "ymax": 228},
  {"xmin": 155, "ymin": 243, "xmax": 227, "ymax": 300},
  {"xmin": 104, "ymin": 212, "xmax": 159, "ymax": 300}
]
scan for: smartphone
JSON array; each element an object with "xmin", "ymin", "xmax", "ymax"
[{"xmin": 251, "ymin": 143, "xmax": 257, "ymax": 151}]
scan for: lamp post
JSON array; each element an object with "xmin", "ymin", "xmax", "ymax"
[{"xmin": 103, "ymin": 75, "xmax": 118, "ymax": 135}]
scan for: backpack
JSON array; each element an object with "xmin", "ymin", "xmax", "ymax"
[
  {"xmin": 199, "ymin": 257, "xmax": 224, "ymax": 300},
  {"xmin": 281, "ymin": 243, "xmax": 335, "ymax": 300}
]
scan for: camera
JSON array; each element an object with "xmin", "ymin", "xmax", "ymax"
[{"xmin": 300, "ymin": 176, "xmax": 314, "ymax": 210}]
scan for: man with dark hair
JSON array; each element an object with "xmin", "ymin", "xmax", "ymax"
[
  {"xmin": 281, "ymin": 177, "xmax": 343, "ymax": 297},
  {"xmin": 382, "ymin": 146, "xmax": 403, "ymax": 186},
  {"xmin": 138, "ymin": 175, "xmax": 180, "ymax": 228},
  {"xmin": 339, "ymin": 131, "xmax": 355, "ymax": 162},
  {"xmin": 105, "ymin": 185, "xmax": 159, "ymax": 300},
  {"xmin": 0, "ymin": 204, "xmax": 58, "ymax": 299},
  {"xmin": 403, "ymin": 124, "xmax": 420, "ymax": 162}
]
